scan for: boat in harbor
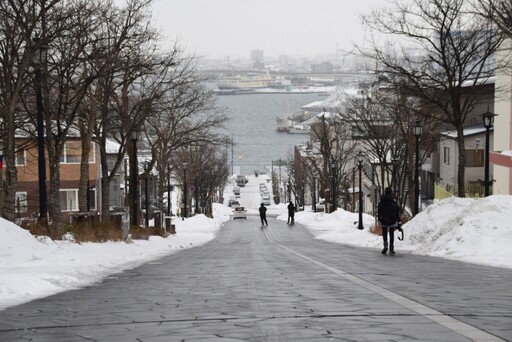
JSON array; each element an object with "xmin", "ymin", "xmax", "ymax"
[{"xmin": 217, "ymin": 73, "xmax": 273, "ymax": 90}]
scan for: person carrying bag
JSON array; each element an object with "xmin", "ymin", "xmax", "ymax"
[{"xmin": 377, "ymin": 187, "xmax": 402, "ymax": 255}]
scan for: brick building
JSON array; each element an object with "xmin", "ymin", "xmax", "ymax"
[{"xmin": 15, "ymin": 135, "xmax": 99, "ymax": 224}]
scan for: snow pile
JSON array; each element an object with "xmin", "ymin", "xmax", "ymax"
[
  {"xmin": 278, "ymin": 195, "xmax": 512, "ymax": 269},
  {"xmin": 401, "ymin": 196, "xmax": 512, "ymax": 268}
]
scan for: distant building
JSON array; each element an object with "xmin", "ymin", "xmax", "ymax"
[
  {"xmin": 311, "ymin": 62, "xmax": 333, "ymax": 74},
  {"xmin": 251, "ymin": 49, "xmax": 265, "ymax": 69}
]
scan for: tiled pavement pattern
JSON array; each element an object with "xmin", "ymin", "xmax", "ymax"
[{"xmin": 0, "ymin": 216, "xmax": 511, "ymax": 341}]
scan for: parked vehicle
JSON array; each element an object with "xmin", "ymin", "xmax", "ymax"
[
  {"xmin": 233, "ymin": 206, "xmax": 247, "ymax": 220},
  {"xmin": 316, "ymin": 198, "xmax": 325, "ymax": 212},
  {"xmin": 236, "ymin": 175, "xmax": 247, "ymax": 187},
  {"xmin": 233, "ymin": 187, "xmax": 241, "ymax": 197},
  {"xmin": 261, "ymin": 195, "xmax": 271, "ymax": 206},
  {"xmin": 229, "ymin": 199, "xmax": 240, "ymax": 207}
]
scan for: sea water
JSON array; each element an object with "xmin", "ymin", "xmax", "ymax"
[{"xmin": 218, "ymin": 93, "xmax": 326, "ymax": 175}]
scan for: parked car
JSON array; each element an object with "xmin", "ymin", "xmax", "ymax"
[
  {"xmin": 316, "ymin": 198, "xmax": 325, "ymax": 212},
  {"xmin": 233, "ymin": 206, "xmax": 247, "ymax": 220},
  {"xmin": 233, "ymin": 187, "xmax": 240, "ymax": 195},
  {"xmin": 261, "ymin": 195, "xmax": 271, "ymax": 206},
  {"xmin": 228, "ymin": 199, "xmax": 240, "ymax": 207}
]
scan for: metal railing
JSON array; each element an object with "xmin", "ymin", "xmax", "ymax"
[{"xmin": 435, "ymin": 182, "xmax": 489, "ymax": 200}]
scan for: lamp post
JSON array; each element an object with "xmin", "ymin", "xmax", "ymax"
[
  {"xmin": 287, "ymin": 179, "xmax": 291, "ymax": 203},
  {"xmin": 482, "ymin": 110, "xmax": 496, "ymax": 196},
  {"xmin": 412, "ymin": 120, "xmax": 423, "ymax": 216},
  {"xmin": 130, "ymin": 130, "xmax": 140, "ymax": 226},
  {"xmin": 0, "ymin": 118, "xmax": 4, "ymax": 215},
  {"xmin": 167, "ymin": 165, "xmax": 171, "ymax": 216},
  {"xmin": 34, "ymin": 38, "xmax": 48, "ymax": 225},
  {"xmin": 392, "ymin": 157, "xmax": 399, "ymax": 191},
  {"xmin": 312, "ymin": 176, "xmax": 316, "ymax": 212},
  {"xmin": 330, "ymin": 160, "xmax": 337, "ymax": 213},
  {"xmin": 182, "ymin": 162, "xmax": 188, "ymax": 220},
  {"xmin": 356, "ymin": 151, "xmax": 364, "ymax": 230},
  {"xmin": 144, "ymin": 162, "xmax": 149, "ymax": 228}
]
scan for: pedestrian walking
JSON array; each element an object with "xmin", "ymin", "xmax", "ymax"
[
  {"xmin": 287, "ymin": 201, "xmax": 295, "ymax": 224},
  {"xmin": 377, "ymin": 187, "xmax": 401, "ymax": 255},
  {"xmin": 259, "ymin": 203, "xmax": 268, "ymax": 226}
]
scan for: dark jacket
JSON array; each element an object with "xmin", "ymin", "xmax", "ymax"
[
  {"xmin": 287, "ymin": 202, "xmax": 295, "ymax": 214},
  {"xmin": 377, "ymin": 194, "xmax": 400, "ymax": 227},
  {"xmin": 259, "ymin": 205, "xmax": 267, "ymax": 217}
]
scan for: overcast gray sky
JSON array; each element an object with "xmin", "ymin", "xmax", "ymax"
[{"xmin": 151, "ymin": 0, "xmax": 384, "ymax": 59}]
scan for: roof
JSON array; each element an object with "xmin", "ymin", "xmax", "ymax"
[{"xmin": 441, "ymin": 126, "xmax": 489, "ymax": 139}]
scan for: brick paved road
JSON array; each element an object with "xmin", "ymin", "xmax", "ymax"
[{"xmin": 0, "ymin": 217, "xmax": 511, "ymax": 341}]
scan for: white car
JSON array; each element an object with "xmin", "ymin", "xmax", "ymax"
[
  {"xmin": 316, "ymin": 198, "xmax": 325, "ymax": 212},
  {"xmin": 233, "ymin": 206, "xmax": 247, "ymax": 220},
  {"xmin": 261, "ymin": 195, "xmax": 271, "ymax": 206}
]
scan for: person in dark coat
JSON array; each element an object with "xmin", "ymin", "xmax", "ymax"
[
  {"xmin": 259, "ymin": 203, "xmax": 268, "ymax": 226},
  {"xmin": 377, "ymin": 187, "xmax": 401, "ymax": 255},
  {"xmin": 287, "ymin": 201, "xmax": 295, "ymax": 224}
]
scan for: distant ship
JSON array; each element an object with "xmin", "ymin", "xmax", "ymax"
[{"xmin": 217, "ymin": 73, "xmax": 273, "ymax": 90}]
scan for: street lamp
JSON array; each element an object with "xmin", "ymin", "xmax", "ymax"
[
  {"xmin": 413, "ymin": 120, "xmax": 423, "ymax": 215},
  {"xmin": 0, "ymin": 118, "xmax": 4, "ymax": 214},
  {"xmin": 392, "ymin": 157, "xmax": 400, "ymax": 192},
  {"xmin": 482, "ymin": 110, "xmax": 496, "ymax": 196},
  {"xmin": 33, "ymin": 38, "xmax": 48, "ymax": 225},
  {"xmin": 182, "ymin": 162, "xmax": 188, "ymax": 220},
  {"xmin": 130, "ymin": 130, "xmax": 141, "ymax": 226},
  {"xmin": 312, "ymin": 176, "xmax": 317, "ymax": 212},
  {"xmin": 144, "ymin": 162, "xmax": 149, "ymax": 228},
  {"xmin": 287, "ymin": 178, "xmax": 291, "ymax": 203},
  {"xmin": 356, "ymin": 151, "xmax": 364, "ymax": 230},
  {"xmin": 330, "ymin": 160, "xmax": 337, "ymax": 213},
  {"xmin": 167, "ymin": 165, "xmax": 171, "ymax": 217}
]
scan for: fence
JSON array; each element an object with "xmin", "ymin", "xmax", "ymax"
[{"xmin": 435, "ymin": 182, "xmax": 487, "ymax": 201}]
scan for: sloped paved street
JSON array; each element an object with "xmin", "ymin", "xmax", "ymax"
[{"xmin": 0, "ymin": 217, "xmax": 511, "ymax": 341}]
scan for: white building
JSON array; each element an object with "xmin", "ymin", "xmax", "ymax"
[{"xmin": 491, "ymin": 39, "xmax": 512, "ymax": 195}]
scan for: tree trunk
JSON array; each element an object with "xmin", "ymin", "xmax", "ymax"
[
  {"xmin": 3, "ymin": 113, "xmax": 18, "ymax": 222},
  {"xmin": 99, "ymin": 140, "xmax": 112, "ymax": 224},
  {"xmin": 78, "ymin": 135, "xmax": 92, "ymax": 212},
  {"xmin": 48, "ymin": 151, "xmax": 62, "ymax": 231}
]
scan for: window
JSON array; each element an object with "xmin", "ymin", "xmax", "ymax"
[
  {"xmin": 60, "ymin": 189, "xmax": 78, "ymax": 212},
  {"xmin": 443, "ymin": 147, "xmax": 450, "ymax": 165},
  {"xmin": 465, "ymin": 149, "xmax": 484, "ymax": 167},
  {"xmin": 15, "ymin": 192, "xmax": 28, "ymax": 213},
  {"xmin": 15, "ymin": 149, "xmax": 26, "ymax": 166},
  {"xmin": 87, "ymin": 187, "xmax": 96, "ymax": 211},
  {"xmin": 61, "ymin": 142, "xmax": 81, "ymax": 164}
]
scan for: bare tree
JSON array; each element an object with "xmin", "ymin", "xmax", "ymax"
[
  {"xmin": 477, "ymin": 0, "xmax": 512, "ymax": 39},
  {"xmin": 361, "ymin": 0, "xmax": 504, "ymax": 196},
  {"xmin": 145, "ymin": 56, "xmax": 228, "ymax": 216},
  {"xmin": 0, "ymin": 0, "xmax": 61, "ymax": 222},
  {"xmin": 307, "ymin": 109, "xmax": 356, "ymax": 211},
  {"xmin": 343, "ymin": 84, "xmax": 437, "ymax": 213}
]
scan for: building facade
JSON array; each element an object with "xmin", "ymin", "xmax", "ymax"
[{"xmin": 491, "ymin": 39, "xmax": 512, "ymax": 195}]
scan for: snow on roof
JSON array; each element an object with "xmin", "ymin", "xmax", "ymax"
[
  {"xmin": 106, "ymin": 139, "xmax": 122, "ymax": 154},
  {"xmin": 441, "ymin": 126, "xmax": 488, "ymax": 138}
]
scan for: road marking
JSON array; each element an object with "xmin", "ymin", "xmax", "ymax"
[{"xmin": 264, "ymin": 230, "xmax": 505, "ymax": 342}]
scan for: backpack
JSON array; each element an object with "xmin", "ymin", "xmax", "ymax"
[{"xmin": 378, "ymin": 198, "xmax": 398, "ymax": 226}]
